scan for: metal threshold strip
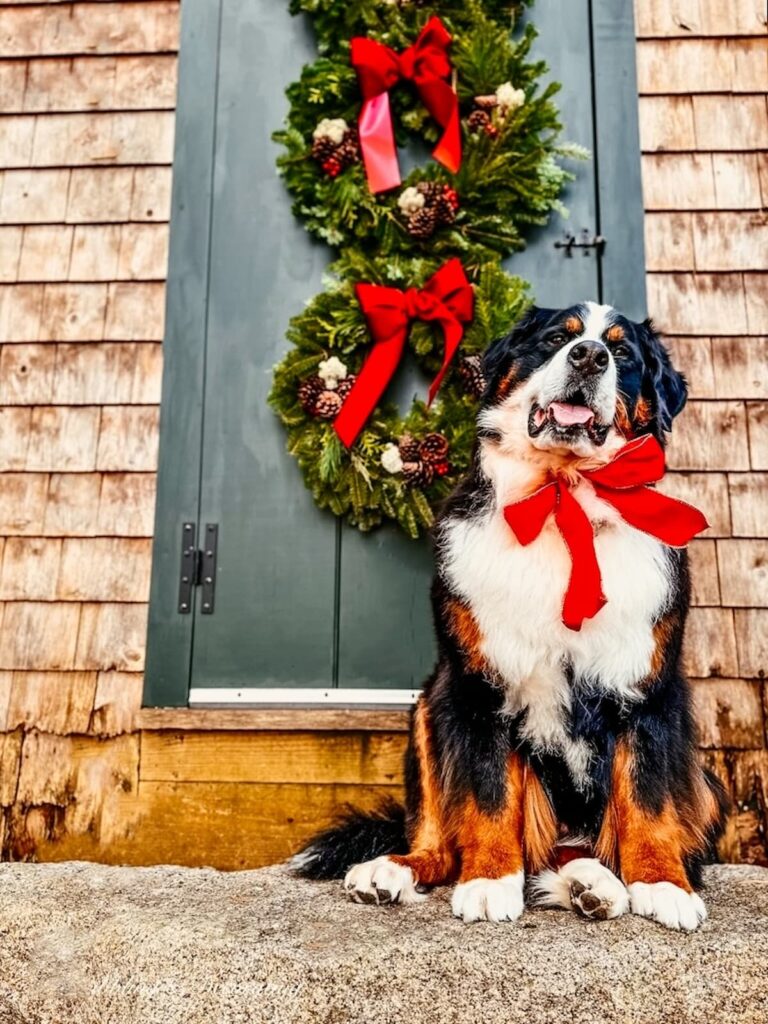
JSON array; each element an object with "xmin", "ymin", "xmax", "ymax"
[{"xmin": 188, "ymin": 687, "xmax": 420, "ymax": 706}]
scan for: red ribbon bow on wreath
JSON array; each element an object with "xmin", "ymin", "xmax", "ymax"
[
  {"xmin": 334, "ymin": 258, "xmax": 474, "ymax": 448},
  {"xmin": 503, "ymin": 435, "xmax": 709, "ymax": 631},
  {"xmin": 351, "ymin": 16, "xmax": 462, "ymax": 193}
]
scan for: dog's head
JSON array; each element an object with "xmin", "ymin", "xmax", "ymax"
[{"xmin": 478, "ymin": 302, "xmax": 687, "ymax": 467}]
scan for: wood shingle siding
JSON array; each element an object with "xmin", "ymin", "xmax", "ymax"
[{"xmin": 0, "ymin": 0, "xmax": 764, "ymax": 867}]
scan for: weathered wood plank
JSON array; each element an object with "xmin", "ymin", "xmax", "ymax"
[
  {"xmin": 638, "ymin": 96, "xmax": 695, "ymax": 152},
  {"xmin": 636, "ymin": 38, "xmax": 768, "ymax": 94},
  {"xmin": 692, "ymin": 213, "xmax": 768, "ymax": 273},
  {"xmin": 57, "ymin": 537, "xmax": 153, "ymax": 601},
  {"xmin": 1, "ymin": 55, "xmax": 178, "ymax": 114},
  {"xmin": 0, "ymin": 537, "xmax": 62, "ymax": 600},
  {"xmin": 733, "ymin": 609, "xmax": 768, "ymax": 679},
  {"xmin": 26, "ymin": 406, "xmax": 101, "ymax": 471},
  {"xmin": 744, "ymin": 273, "xmax": 768, "ymax": 337},
  {"xmin": 24, "ymin": 780, "xmax": 402, "ymax": 870},
  {"xmin": 663, "ymin": 338, "xmax": 715, "ymax": 398},
  {"xmin": 129, "ymin": 167, "xmax": 173, "ymax": 222},
  {"xmin": 74, "ymin": 601, "xmax": 147, "ymax": 671},
  {"xmin": 641, "ymin": 154, "xmax": 716, "ymax": 210},
  {"xmin": 0, "ymin": 602, "xmax": 81, "ymax": 671},
  {"xmin": 0, "ymin": 113, "xmax": 175, "ymax": 170},
  {"xmin": 747, "ymin": 402, "xmax": 768, "ymax": 470},
  {"xmin": 91, "ymin": 671, "xmax": 142, "ymax": 736},
  {"xmin": 0, "ymin": 2, "xmax": 179, "ymax": 59},
  {"xmin": 43, "ymin": 473, "xmax": 102, "ymax": 535},
  {"xmin": 0, "ymin": 226, "xmax": 22, "ymax": 281},
  {"xmin": 0, "ymin": 169, "xmax": 71, "ymax": 224},
  {"xmin": 667, "ymin": 401, "xmax": 749, "ymax": 471},
  {"xmin": 692, "ymin": 678, "xmax": 765, "ymax": 749},
  {"xmin": 141, "ymin": 730, "xmax": 408, "ymax": 786},
  {"xmin": 659, "ymin": 471, "xmax": 731, "ymax": 536},
  {"xmin": 116, "ymin": 224, "xmax": 169, "ymax": 280},
  {"xmin": 17, "ymin": 225, "xmax": 72, "ymax": 282},
  {"xmin": 6, "ymin": 670, "xmax": 97, "ymax": 734},
  {"xmin": 0, "ymin": 283, "xmax": 44, "ymax": 341},
  {"xmin": 717, "ymin": 539, "xmax": 768, "ymax": 607},
  {"xmin": 97, "ymin": 473, "xmax": 156, "ymax": 536},
  {"xmin": 683, "ymin": 607, "xmax": 738, "ymax": 678},
  {"xmin": 689, "ymin": 539, "xmax": 720, "ymax": 606},
  {"xmin": 53, "ymin": 343, "xmax": 163, "ymax": 404},
  {"xmin": 709, "ymin": 338, "xmax": 768, "ymax": 400},
  {"xmin": 135, "ymin": 707, "xmax": 412, "ymax": 732},
  {"xmin": 65, "ymin": 167, "xmax": 135, "ymax": 223},
  {"xmin": 0, "ymin": 407, "xmax": 32, "ymax": 469},
  {"xmin": 0, "ymin": 729, "xmax": 23, "ymax": 806},
  {"xmin": 647, "ymin": 273, "xmax": 750, "ymax": 336},
  {"xmin": 0, "ymin": 472, "xmax": 48, "ymax": 535},
  {"xmin": 643, "ymin": 213, "xmax": 694, "ymax": 271},
  {"xmin": 728, "ymin": 473, "xmax": 768, "ymax": 537},
  {"xmin": 104, "ymin": 282, "xmax": 165, "ymax": 340},
  {"xmin": 634, "ymin": 0, "xmax": 768, "ymax": 38},
  {"xmin": 693, "ymin": 95, "xmax": 768, "ymax": 152},
  {"xmin": 96, "ymin": 406, "xmax": 159, "ymax": 471},
  {"xmin": 0, "ymin": 343, "xmax": 55, "ymax": 404},
  {"xmin": 39, "ymin": 283, "xmax": 107, "ymax": 342}
]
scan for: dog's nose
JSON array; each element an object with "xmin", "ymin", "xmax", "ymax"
[{"xmin": 568, "ymin": 340, "xmax": 610, "ymax": 375}]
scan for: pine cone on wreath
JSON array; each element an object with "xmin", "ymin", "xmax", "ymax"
[
  {"xmin": 407, "ymin": 206, "xmax": 438, "ymax": 240},
  {"xmin": 335, "ymin": 373, "xmax": 356, "ymax": 401},
  {"xmin": 474, "ymin": 94, "xmax": 499, "ymax": 111},
  {"xmin": 434, "ymin": 191, "xmax": 457, "ymax": 226},
  {"xmin": 311, "ymin": 136, "xmax": 337, "ymax": 163},
  {"xmin": 313, "ymin": 390, "xmax": 343, "ymax": 420},
  {"xmin": 297, "ymin": 375, "xmax": 325, "ymax": 413},
  {"xmin": 397, "ymin": 434, "xmax": 421, "ymax": 462},
  {"xmin": 336, "ymin": 128, "xmax": 360, "ymax": 168},
  {"xmin": 458, "ymin": 354, "xmax": 487, "ymax": 398},
  {"xmin": 468, "ymin": 109, "xmax": 491, "ymax": 133},
  {"xmin": 419, "ymin": 432, "xmax": 450, "ymax": 464},
  {"xmin": 402, "ymin": 460, "xmax": 435, "ymax": 488},
  {"xmin": 416, "ymin": 181, "xmax": 442, "ymax": 204}
]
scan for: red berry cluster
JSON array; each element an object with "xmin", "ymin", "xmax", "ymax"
[{"xmin": 311, "ymin": 128, "xmax": 360, "ymax": 179}]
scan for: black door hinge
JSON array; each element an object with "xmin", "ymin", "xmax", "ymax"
[
  {"xmin": 178, "ymin": 522, "xmax": 218, "ymax": 615},
  {"xmin": 554, "ymin": 229, "xmax": 606, "ymax": 257}
]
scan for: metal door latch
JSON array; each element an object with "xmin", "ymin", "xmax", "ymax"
[
  {"xmin": 178, "ymin": 522, "xmax": 218, "ymax": 615},
  {"xmin": 554, "ymin": 229, "xmax": 606, "ymax": 257}
]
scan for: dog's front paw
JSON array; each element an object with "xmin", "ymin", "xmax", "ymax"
[
  {"xmin": 451, "ymin": 872, "xmax": 524, "ymax": 924},
  {"xmin": 343, "ymin": 856, "xmax": 424, "ymax": 906},
  {"xmin": 628, "ymin": 881, "xmax": 707, "ymax": 931}
]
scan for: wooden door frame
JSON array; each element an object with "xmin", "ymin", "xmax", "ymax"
[{"xmin": 143, "ymin": 0, "xmax": 647, "ymax": 709}]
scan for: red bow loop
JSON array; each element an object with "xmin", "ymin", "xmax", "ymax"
[
  {"xmin": 503, "ymin": 435, "xmax": 709, "ymax": 631},
  {"xmin": 350, "ymin": 16, "xmax": 462, "ymax": 193},
  {"xmin": 334, "ymin": 259, "xmax": 474, "ymax": 448}
]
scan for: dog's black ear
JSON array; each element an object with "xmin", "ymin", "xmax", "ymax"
[
  {"xmin": 640, "ymin": 319, "xmax": 687, "ymax": 433},
  {"xmin": 482, "ymin": 306, "xmax": 545, "ymax": 381}
]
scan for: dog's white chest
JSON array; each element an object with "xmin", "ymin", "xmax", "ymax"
[{"xmin": 440, "ymin": 489, "xmax": 672, "ymax": 709}]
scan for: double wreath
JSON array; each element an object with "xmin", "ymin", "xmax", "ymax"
[{"xmin": 270, "ymin": 2, "xmax": 577, "ymax": 537}]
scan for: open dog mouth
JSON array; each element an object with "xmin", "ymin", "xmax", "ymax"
[{"xmin": 528, "ymin": 391, "xmax": 609, "ymax": 445}]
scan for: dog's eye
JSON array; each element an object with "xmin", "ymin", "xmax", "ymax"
[
  {"xmin": 612, "ymin": 344, "xmax": 629, "ymax": 359},
  {"xmin": 549, "ymin": 332, "xmax": 566, "ymax": 346}
]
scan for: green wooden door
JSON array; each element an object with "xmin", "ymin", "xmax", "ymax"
[{"xmin": 144, "ymin": 0, "xmax": 645, "ymax": 707}]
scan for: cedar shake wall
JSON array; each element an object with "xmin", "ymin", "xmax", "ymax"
[{"xmin": 0, "ymin": 0, "xmax": 764, "ymax": 867}]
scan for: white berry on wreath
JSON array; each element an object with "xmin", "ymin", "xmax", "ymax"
[
  {"xmin": 312, "ymin": 117, "xmax": 349, "ymax": 144},
  {"xmin": 397, "ymin": 186, "xmax": 426, "ymax": 215},
  {"xmin": 495, "ymin": 82, "xmax": 525, "ymax": 115},
  {"xmin": 318, "ymin": 356, "xmax": 348, "ymax": 389},
  {"xmin": 381, "ymin": 443, "xmax": 404, "ymax": 474}
]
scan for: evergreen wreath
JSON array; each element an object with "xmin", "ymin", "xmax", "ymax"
[{"xmin": 270, "ymin": 0, "xmax": 585, "ymax": 538}]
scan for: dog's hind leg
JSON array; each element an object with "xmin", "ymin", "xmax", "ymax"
[
  {"xmin": 532, "ymin": 857, "xmax": 629, "ymax": 921},
  {"xmin": 344, "ymin": 699, "xmax": 457, "ymax": 906}
]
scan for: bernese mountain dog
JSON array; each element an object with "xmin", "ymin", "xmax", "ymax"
[{"xmin": 294, "ymin": 302, "xmax": 729, "ymax": 932}]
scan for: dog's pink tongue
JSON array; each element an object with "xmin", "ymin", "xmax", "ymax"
[{"xmin": 549, "ymin": 402, "xmax": 594, "ymax": 426}]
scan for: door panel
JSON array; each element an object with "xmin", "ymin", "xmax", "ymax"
[
  {"xmin": 334, "ymin": 0, "xmax": 602, "ymax": 693},
  {"xmin": 145, "ymin": 0, "xmax": 645, "ymax": 705},
  {"xmin": 191, "ymin": 0, "xmax": 338, "ymax": 691}
]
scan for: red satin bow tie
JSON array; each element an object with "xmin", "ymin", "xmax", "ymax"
[
  {"xmin": 503, "ymin": 435, "xmax": 709, "ymax": 631},
  {"xmin": 351, "ymin": 16, "xmax": 462, "ymax": 193},
  {"xmin": 334, "ymin": 258, "xmax": 473, "ymax": 448}
]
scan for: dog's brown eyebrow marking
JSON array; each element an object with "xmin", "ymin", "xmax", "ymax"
[
  {"xmin": 564, "ymin": 315, "xmax": 583, "ymax": 335},
  {"xmin": 605, "ymin": 324, "xmax": 625, "ymax": 343}
]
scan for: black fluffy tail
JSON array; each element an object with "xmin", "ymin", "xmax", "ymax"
[{"xmin": 290, "ymin": 799, "xmax": 407, "ymax": 880}]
